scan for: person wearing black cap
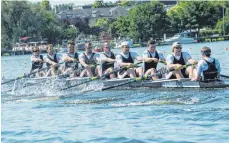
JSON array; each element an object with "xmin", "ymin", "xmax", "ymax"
[
  {"xmin": 62, "ymin": 40, "xmax": 79, "ymax": 77},
  {"xmin": 143, "ymin": 40, "xmax": 165, "ymax": 80},
  {"xmin": 166, "ymin": 42, "xmax": 197, "ymax": 79},
  {"xmin": 192, "ymin": 46, "xmax": 221, "ymax": 81}
]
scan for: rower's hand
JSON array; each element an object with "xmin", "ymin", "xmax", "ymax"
[
  {"xmin": 152, "ymin": 58, "xmax": 159, "ymax": 63},
  {"xmin": 192, "ymin": 60, "xmax": 198, "ymax": 65},
  {"xmin": 159, "ymin": 60, "xmax": 167, "ymax": 65},
  {"xmin": 127, "ymin": 63, "xmax": 136, "ymax": 68},
  {"xmin": 73, "ymin": 59, "xmax": 78, "ymax": 63},
  {"xmin": 175, "ymin": 64, "xmax": 184, "ymax": 70}
]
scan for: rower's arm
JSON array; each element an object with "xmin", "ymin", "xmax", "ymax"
[
  {"xmin": 136, "ymin": 55, "xmax": 143, "ymax": 62},
  {"xmin": 102, "ymin": 57, "xmax": 116, "ymax": 63},
  {"xmin": 116, "ymin": 55, "xmax": 132, "ymax": 67},
  {"xmin": 166, "ymin": 55, "xmax": 182, "ymax": 69},
  {"xmin": 143, "ymin": 57, "xmax": 154, "ymax": 63},
  {"xmin": 188, "ymin": 59, "xmax": 197, "ymax": 65},
  {"xmin": 44, "ymin": 57, "xmax": 56, "ymax": 65},
  {"xmin": 31, "ymin": 55, "xmax": 42, "ymax": 62},
  {"xmin": 79, "ymin": 57, "xmax": 89, "ymax": 67},
  {"xmin": 63, "ymin": 55, "xmax": 75, "ymax": 62}
]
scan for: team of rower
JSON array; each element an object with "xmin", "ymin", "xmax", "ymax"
[{"xmin": 30, "ymin": 40, "xmax": 221, "ymax": 82}]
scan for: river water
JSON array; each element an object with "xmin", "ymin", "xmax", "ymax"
[{"xmin": 1, "ymin": 41, "xmax": 229, "ymax": 143}]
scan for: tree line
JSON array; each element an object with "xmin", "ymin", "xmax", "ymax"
[{"xmin": 1, "ymin": 0, "xmax": 229, "ymax": 51}]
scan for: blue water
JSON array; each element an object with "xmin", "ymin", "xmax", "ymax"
[{"xmin": 1, "ymin": 41, "xmax": 229, "ymax": 143}]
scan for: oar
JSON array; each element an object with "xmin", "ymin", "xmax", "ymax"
[
  {"xmin": 220, "ymin": 74, "xmax": 229, "ymax": 78},
  {"xmin": 101, "ymin": 63, "xmax": 194, "ymax": 91},
  {"xmin": 61, "ymin": 62, "xmax": 143, "ymax": 90},
  {"xmin": 1, "ymin": 61, "xmax": 66, "ymax": 85}
]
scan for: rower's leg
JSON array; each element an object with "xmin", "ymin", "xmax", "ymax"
[
  {"xmin": 150, "ymin": 68, "xmax": 157, "ymax": 80},
  {"xmin": 84, "ymin": 67, "xmax": 93, "ymax": 77},
  {"xmin": 96, "ymin": 66, "xmax": 102, "ymax": 77},
  {"xmin": 46, "ymin": 69, "xmax": 52, "ymax": 77},
  {"xmin": 127, "ymin": 69, "xmax": 136, "ymax": 78},
  {"xmin": 186, "ymin": 66, "xmax": 195, "ymax": 78},
  {"xmin": 136, "ymin": 67, "xmax": 143, "ymax": 77},
  {"xmin": 80, "ymin": 69, "xmax": 87, "ymax": 77},
  {"xmin": 144, "ymin": 69, "xmax": 151, "ymax": 80},
  {"xmin": 174, "ymin": 70, "xmax": 184, "ymax": 79},
  {"xmin": 108, "ymin": 68, "xmax": 116, "ymax": 79}
]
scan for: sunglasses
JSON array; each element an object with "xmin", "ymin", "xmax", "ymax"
[
  {"xmin": 33, "ymin": 50, "xmax": 39, "ymax": 52},
  {"xmin": 174, "ymin": 46, "xmax": 182, "ymax": 49}
]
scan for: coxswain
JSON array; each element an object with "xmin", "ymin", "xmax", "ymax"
[{"xmin": 192, "ymin": 46, "xmax": 221, "ymax": 82}]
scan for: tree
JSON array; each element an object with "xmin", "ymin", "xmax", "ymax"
[
  {"xmin": 109, "ymin": 16, "xmax": 130, "ymax": 38},
  {"xmin": 167, "ymin": 1, "xmax": 222, "ymax": 37},
  {"xmin": 92, "ymin": 0, "xmax": 104, "ymax": 8},
  {"xmin": 95, "ymin": 18, "xmax": 110, "ymax": 30},
  {"xmin": 41, "ymin": 0, "xmax": 51, "ymax": 11},
  {"xmin": 128, "ymin": 2, "xmax": 168, "ymax": 41}
]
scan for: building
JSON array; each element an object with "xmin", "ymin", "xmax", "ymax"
[{"xmin": 56, "ymin": 6, "xmax": 130, "ymax": 27}]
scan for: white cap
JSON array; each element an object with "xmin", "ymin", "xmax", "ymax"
[
  {"xmin": 172, "ymin": 42, "xmax": 182, "ymax": 48},
  {"xmin": 121, "ymin": 41, "xmax": 129, "ymax": 47}
]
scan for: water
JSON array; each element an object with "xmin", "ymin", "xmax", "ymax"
[{"xmin": 1, "ymin": 41, "xmax": 229, "ymax": 143}]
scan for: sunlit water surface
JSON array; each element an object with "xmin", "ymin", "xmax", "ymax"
[{"xmin": 1, "ymin": 41, "xmax": 229, "ymax": 143}]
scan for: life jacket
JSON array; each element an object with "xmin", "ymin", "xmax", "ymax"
[
  {"xmin": 170, "ymin": 53, "xmax": 188, "ymax": 79},
  {"xmin": 102, "ymin": 52, "xmax": 115, "ymax": 72},
  {"xmin": 82, "ymin": 52, "xmax": 96, "ymax": 66},
  {"xmin": 65, "ymin": 52, "xmax": 78, "ymax": 70},
  {"xmin": 46, "ymin": 54, "xmax": 58, "ymax": 69},
  {"xmin": 144, "ymin": 50, "xmax": 159, "ymax": 72},
  {"xmin": 202, "ymin": 59, "xmax": 218, "ymax": 81},
  {"xmin": 31, "ymin": 55, "xmax": 43, "ymax": 71},
  {"xmin": 119, "ymin": 52, "xmax": 134, "ymax": 74},
  {"xmin": 120, "ymin": 52, "xmax": 134, "ymax": 64}
]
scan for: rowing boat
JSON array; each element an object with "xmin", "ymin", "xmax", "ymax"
[
  {"xmin": 9, "ymin": 76, "xmax": 229, "ymax": 90},
  {"xmin": 101, "ymin": 78, "xmax": 229, "ymax": 88},
  {"xmin": 65, "ymin": 78, "xmax": 229, "ymax": 89}
]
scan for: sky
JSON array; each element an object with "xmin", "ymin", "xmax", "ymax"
[{"xmin": 29, "ymin": 0, "xmax": 117, "ymax": 6}]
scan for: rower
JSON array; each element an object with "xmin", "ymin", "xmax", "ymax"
[
  {"xmin": 44, "ymin": 45, "xmax": 62, "ymax": 76},
  {"xmin": 143, "ymin": 40, "xmax": 165, "ymax": 80},
  {"xmin": 166, "ymin": 42, "xmax": 197, "ymax": 79},
  {"xmin": 62, "ymin": 41, "xmax": 79, "ymax": 77},
  {"xmin": 116, "ymin": 41, "xmax": 143, "ymax": 79},
  {"xmin": 79, "ymin": 42, "xmax": 100, "ymax": 77},
  {"xmin": 99, "ymin": 42, "xmax": 116, "ymax": 79},
  {"xmin": 30, "ymin": 46, "xmax": 45, "ymax": 77},
  {"xmin": 192, "ymin": 46, "xmax": 221, "ymax": 82}
]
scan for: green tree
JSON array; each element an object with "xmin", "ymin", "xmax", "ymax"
[
  {"xmin": 168, "ymin": 1, "xmax": 222, "ymax": 37},
  {"xmin": 41, "ymin": 0, "xmax": 51, "ymax": 11},
  {"xmin": 92, "ymin": 0, "xmax": 104, "ymax": 8},
  {"xmin": 95, "ymin": 18, "xmax": 110, "ymax": 30},
  {"xmin": 128, "ymin": 2, "xmax": 168, "ymax": 41}
]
